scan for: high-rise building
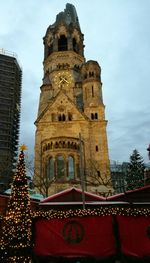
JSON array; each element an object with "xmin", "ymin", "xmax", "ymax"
[
  {"xmin": 0, "ymin": 49, "xmax": 22, "ymax": 191},
  {"xmin": 34, "ymin": 4, "xmax": 112, "ymax": 196}
]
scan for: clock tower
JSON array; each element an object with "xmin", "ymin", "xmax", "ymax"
[{"xmin": 34, "ymin": 3, "xmax": 112, "ymax": 196}]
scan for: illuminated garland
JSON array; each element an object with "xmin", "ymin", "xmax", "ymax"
[
  {"xmin": 0, "ymin": 256, "xmax": 32, "ymax": 263},
  {"xmin": 33, "ymin": 206, "xmax": 150, "ymax": 220}
]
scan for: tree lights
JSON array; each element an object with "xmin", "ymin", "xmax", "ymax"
[{"xmin": 0, "ymin": 147, "xmax": 32, "ymax": 262}]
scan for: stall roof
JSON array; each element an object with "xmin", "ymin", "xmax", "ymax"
[
  {"xmin": 107, "ymin": 185, "xmax": 150, "ymax": 202},
  {"xmin": 40, "ymin": 187, "xmax": 105, "ymax": 204}
]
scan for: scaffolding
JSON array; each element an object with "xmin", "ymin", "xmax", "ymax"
[{"xmin": 0, "ymin": 50, "xmax": 22, "ymax": 191}]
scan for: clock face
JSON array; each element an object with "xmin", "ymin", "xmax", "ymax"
[{"xmin": 54, "ymin": 71, "xmax": 72, "ymax": 88}]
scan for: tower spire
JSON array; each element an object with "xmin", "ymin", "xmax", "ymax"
[
  {"xmin": 43, "ymin": 3, "xmax": 84, "ymax": 59},
  {"xmin": 53, "ymin": 3, "xmax": 81, "ymax": 29}
]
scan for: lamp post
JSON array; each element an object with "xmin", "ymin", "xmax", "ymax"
[{"xmin": 79, "ymin": 133, "xmax": 85, "ymax": 209}]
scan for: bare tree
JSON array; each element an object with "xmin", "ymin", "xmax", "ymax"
[
  {"xmin": 25, "ymin": 154, "xmax": 55, "ymax": 197},
  {"xmin": 84, "ymin": 159, "xmax": 113, "ymax": 196},
  {"xmin": 33, "ymin": 174, "xmax": 55, "ymax": 198},
  {"xmin": 25, "ymin": 155, "xmax": 112, "ymax": 198}
]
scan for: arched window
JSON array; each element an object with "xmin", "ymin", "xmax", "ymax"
[
  {"xmin": 55, "ymin": 142, "xmax": 58, "ymax": 148},
  {"xmin": 68, "ymin": 156, "xmax": 74, "ymax": 180},
  {"xmin": 91, "ymin": 113, "xmax": 98, "ymax": 120},
  {"xmin": 50, "ymin": 142, "xmax": 53, "ymax": 149},
  {"xmin": 91, "ymin": 113, "xmax": 94, "ymax": 120},
  {"xmin": 89, "ymin": 71, "xmax": 94, "ymax": 77},
  {"xmin": 57, "ymin": 155, "xmax": 65, "ymax": 178},
  {"xmin": 62, "ymin": 114, "xmax": 66, "ymax": 121},
  {"xmin": 58, "ymin": 114, "xmax": 66, "ymax": 121},
  {"xmin": 58, "ymin": 114, "xmax": 62, "ymax": 121},
  {"xmin": 74, "ymin": 143, "xmax": 77, "ymax": 149},
  {"xmin": 92, "ymin": 85, "xmax": 94, "ymax": 97},
  {"xmin": 58, "ymin": 35, "xmax": 67, "ymax": 51},
  {"xmin": 47, "ymin": 143, "xmax": 50, "ymax": 149},
  {"xmin": 68, "ymin": 112, "xmax": 72, "ymax": 121},
  {"xmin": 95, "ymin": 113, "xmax": 98, "ymax": 119},
  {"xmin": 47, "ymin": 157, "xmax": 54, "ymax": 181}
]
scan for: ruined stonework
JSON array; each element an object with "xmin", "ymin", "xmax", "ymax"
[{"xmin": 34, "ymin": 3, "xmax": 112, "ymax": 196}]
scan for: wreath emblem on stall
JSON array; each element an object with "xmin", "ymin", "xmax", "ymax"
[
  {"xmin": 62, "ymin": 220, "xmax": 84, "ymax": 244},
  {"xmin": 146, "ymin": 225, "xmax": 150, "ymax": 239}
]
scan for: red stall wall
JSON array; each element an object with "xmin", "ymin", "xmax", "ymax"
[
  {"xmin": 117, "ymin": 215, "xmax": 150, "ymax": 258},
  {"xmin": 34, "ymin": 216, "xmax": 115, "ymax": 258}
]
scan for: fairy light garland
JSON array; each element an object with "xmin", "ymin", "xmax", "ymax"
[
  {"xmin": 1, "ymin": 256, "xmax": 32, "ymax": 263},
  {"xmin": 33, "ymin": 206, "xmax": 150, "ymax": 220}
]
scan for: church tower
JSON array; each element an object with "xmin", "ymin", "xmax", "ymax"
[{"xmin": 34, "ymin": 3, "xmax": 112, "ymax": 196}]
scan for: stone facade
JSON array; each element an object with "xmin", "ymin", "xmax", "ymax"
[{"xmin": 34, "ymin": 3, "xmax": 112, "ymax": 196}]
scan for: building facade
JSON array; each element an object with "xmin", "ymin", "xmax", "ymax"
[
  {"xmin": 34, "ymin": 4, "xmax": 112, "ymax": 196},
  {"xmin": 0, "ymin": 49, "xmax": 22, "ymax": 191},
  {"xmin": 110, "ymin": 161, "xmax": 129, "ymax": 193}
]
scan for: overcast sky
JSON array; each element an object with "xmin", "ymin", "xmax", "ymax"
[{"xmin": 0, "ymin": 0, "xmax": 150, "ymax": 163}]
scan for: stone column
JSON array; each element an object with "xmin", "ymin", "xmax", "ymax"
[
  {"xmin": 53, "ymin": 37, "xmax": 58, "ymax": 52},
  {"xmin": 68, "ymin": 35, "xmax": 73, "ymax": 51}
]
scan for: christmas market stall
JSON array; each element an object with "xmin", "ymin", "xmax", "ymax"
[
  {"xmin": 33, "ymin": 188, "xmax": 116, "ymax": 262},
  {"xmin": 32, "ymin": 187, "xmax": 150, "ymax": 263}
]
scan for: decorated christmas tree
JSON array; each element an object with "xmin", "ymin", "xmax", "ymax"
[{"xmin": 0, "ymin": 145, "xmax": 32, "ymax": 263}]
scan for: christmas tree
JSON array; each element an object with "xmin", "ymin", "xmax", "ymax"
[
  {"xmin": 0, "ymin": 145, "xmax": 32, "ymax": 263},
  {"xmin": 126, "ymin": 149, "xmax": 145, "ymax": 190}
]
